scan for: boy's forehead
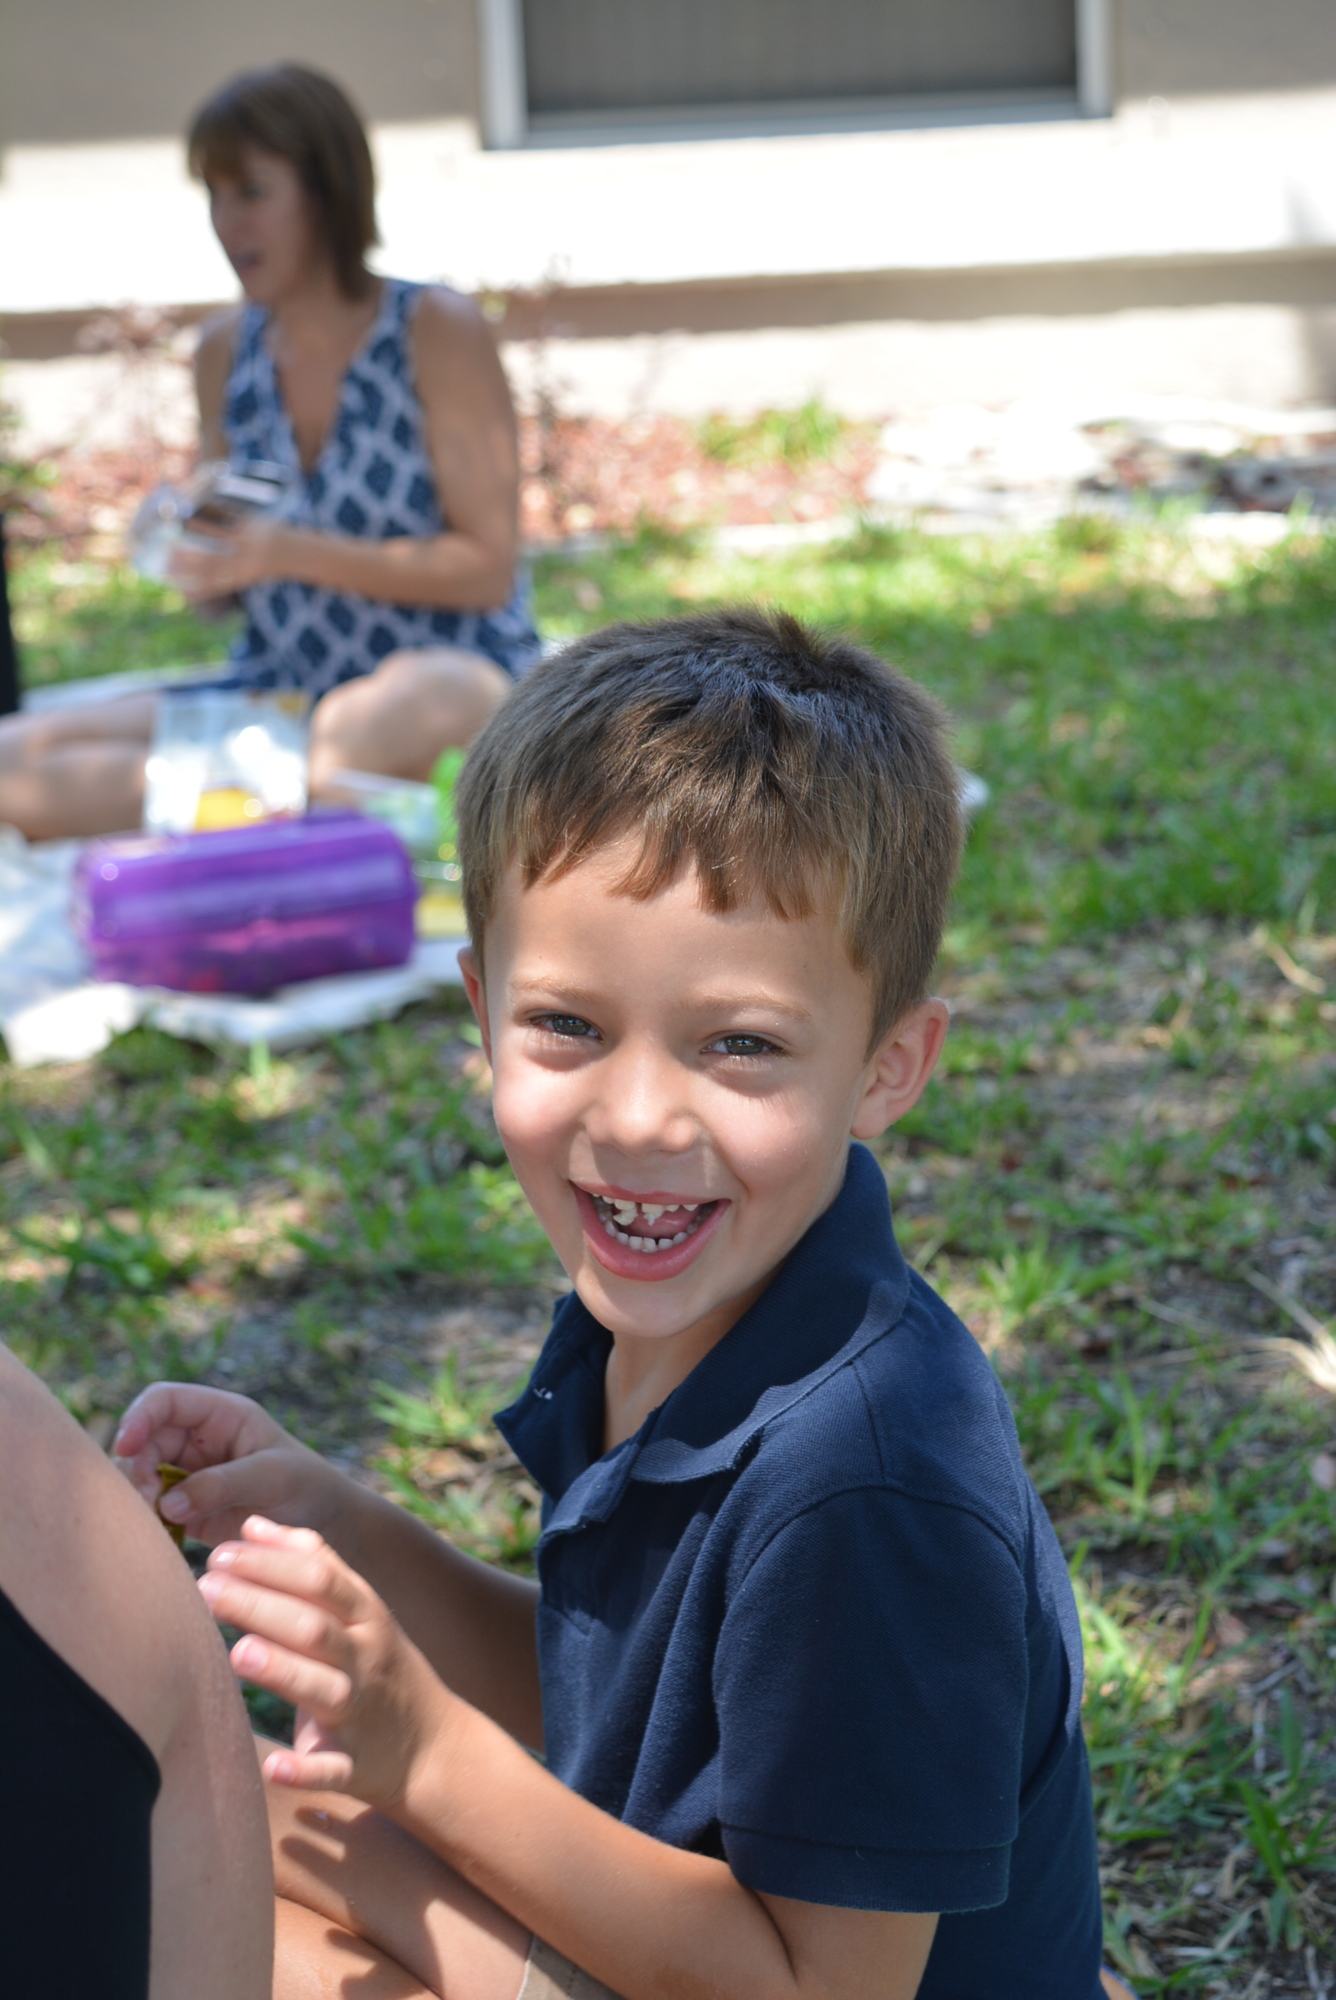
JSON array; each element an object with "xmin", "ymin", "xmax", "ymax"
[
  {"xmin": 487, "ymin": 851, "xmax": 874, "ymax": 1019},
  {"xmin": 495, "ymin": 845, "xmax": 774, "ymax": 934}
]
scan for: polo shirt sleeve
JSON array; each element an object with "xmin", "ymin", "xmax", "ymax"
[{"xmin": 713, "ymin": 1486, "xmax": 1030, "ymax": 1912}]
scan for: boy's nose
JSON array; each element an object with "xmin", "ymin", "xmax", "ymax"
[{"xmin": 589, "ymin": 1044, "xmax": 698, "ymax": 1157}]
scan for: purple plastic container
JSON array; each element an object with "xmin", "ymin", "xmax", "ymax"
[{"xmin": 72, "ymin": 813, "xmax": 417, "ymax": 995}]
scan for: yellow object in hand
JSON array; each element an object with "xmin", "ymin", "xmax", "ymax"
[{"xmin": 156, "ymin": 1463, "xmax": 189, "ymax": 1549}]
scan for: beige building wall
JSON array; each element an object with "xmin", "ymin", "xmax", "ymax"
[
  {"xmin": 3, "ymin": 0, "xmax": 1336, "ymax": 149},
  {"xmin": 1114, "ymin": 0, "xmax": 1336, "ymax": 100},
  {"xmin": 0, "ymin": 0, "xmax": 480, "ymax": 146},
  {"xmin": 3, "ymin": 0, "xmax": 1336, "ymax": 424}
]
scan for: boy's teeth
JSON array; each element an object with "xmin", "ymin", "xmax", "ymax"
[
  {"xmin": 595, "ymin": 1196, "xmax": 709, "ymax": 1253},
  {"xmin": 605, "ymin": 1197, "xmax": 699, "ymax": 1228}
]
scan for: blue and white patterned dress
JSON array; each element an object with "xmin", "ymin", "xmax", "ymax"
[{"xmin": 223, "ymin": 278, "xmax": 540, "ymax": 697}]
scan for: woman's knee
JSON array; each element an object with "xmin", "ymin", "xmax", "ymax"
[{"xmin": 310, "ymin": 648, "xmax": 511, "ymax": 782}]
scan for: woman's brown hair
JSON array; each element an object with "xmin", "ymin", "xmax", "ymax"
[{"xmin": 188, "ymin": 63, "xmax": 379, "ymax": 299}]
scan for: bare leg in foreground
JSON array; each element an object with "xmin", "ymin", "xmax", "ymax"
[
  {"xmin": 0, "ymin": 1346, "xmax": 273, "ymax": 1998},
  {"xmin": 259, "ymin": 1752, "xmax": 529, "ymax": 2000}
]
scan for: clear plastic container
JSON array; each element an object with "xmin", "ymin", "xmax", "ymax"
[{"xmin": 143, "ymin": 685, "xmax": 310, "ymax": 835}]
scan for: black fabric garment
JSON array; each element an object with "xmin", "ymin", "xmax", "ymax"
[
  {"xmin": 0, "ymin": 1579, "xmax": 161, "ymax": 1997},
  {"xmin": 0, "ymin": 515, "xmax": 20, "ymax": 716}
]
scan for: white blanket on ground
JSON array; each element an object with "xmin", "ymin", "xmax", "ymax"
[{"xmin": 0, "ymin": 827, "xmax": 466, "ymax": 1068}]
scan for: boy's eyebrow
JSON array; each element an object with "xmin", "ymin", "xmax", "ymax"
[{"xmin": 506, "ymin": 980, "xmax": 816, "ymax": 1026}]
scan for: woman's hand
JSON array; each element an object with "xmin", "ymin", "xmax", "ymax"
[
  {"xmin": 168, "ymin": 515, "xmax": 284, "ymax": 599},
  {"xmin": 114, "ymin": 1383, "xmax": 346, "ymax": 1547},
  {"xmin": 199, "ymin": 1516, "xmax": 450, "ymax": 1809}
]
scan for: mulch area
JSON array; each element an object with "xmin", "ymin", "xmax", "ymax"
[
  {"xmin": 5, "ymin": 419, "xmax": 877, "ymax": 559},
  {"xmin": 516, "ymin": 413, "xmax": 877, "ymax": 542}
]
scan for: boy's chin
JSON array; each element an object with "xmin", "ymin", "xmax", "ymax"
[{"xmin": 572, "ymin": 1254, "xmax": 714, "ymax": 1337}]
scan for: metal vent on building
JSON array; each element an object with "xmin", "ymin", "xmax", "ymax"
[{"xmin": 521, "ymin": 0, "xmax": 1078, "ymax": 121}]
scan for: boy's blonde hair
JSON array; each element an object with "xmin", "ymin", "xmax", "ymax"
[{"xmin": 457, "ymin": 610, "xmax": 962, "ymax": 1045}]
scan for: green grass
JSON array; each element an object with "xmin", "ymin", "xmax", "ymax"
[
  {"xmin": 9, "ymin": 548, "xmax": 237, "ymax": 689},
  {"xmin": 537, "ymin": 514, "xmax": 1336, "ymax": 946},
  {"xmin": 7, "ymin": 515, "xmax": 1336, "ymax": 1991},
  {"xmin": 695, "ymin": 395, "xmax": 854, "ymax": 467}
]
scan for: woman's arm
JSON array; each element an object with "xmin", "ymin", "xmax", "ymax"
[
  {"xmin": 195, "ymin": 308, "xmax": 243, "ymax": 462},
  {"xmin": 180, "ymin": 289, "xmax": 521, "ymax": 612},
  {"xmin": 0, "ymin": 1349, "xmax": 272, "ymax": 1999}
]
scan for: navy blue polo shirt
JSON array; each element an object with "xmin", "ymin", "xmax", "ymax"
[{"xmin": 496, "ymin": 1144, "xmax": 1103, "ymax": 1999}]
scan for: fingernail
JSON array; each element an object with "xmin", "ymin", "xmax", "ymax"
[
  {"xmin": 210, "ymin": 1546, "xmax": 237, "ymax": 1568},
  {"xmin": 233, "ymin": 1635, "xmax": 268, "ymax": 1672},
  {"xmin": 160, "ymin": 1491, "xmax": 189, "ymax": 1520},
  {"xmin": 198, "ymin": 1574, "xmax": 224, "ymax": 1604}
]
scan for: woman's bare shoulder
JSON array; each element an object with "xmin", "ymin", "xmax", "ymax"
[
  {"xmin": 194, "ymin": 308, "xmax": 245, "ymax": 445},
  {"xmin": 413, "ymin": 284, "xmax": 507, "ymax": 369},
  {"xmin": 413, "ymin": 282, "xmax": 492, "ymax": 341},
  {"xmin": 194, "ymin": 305, "xmax": 245, "ymax": 372},
  {"xmin": 411, "ymin": 284, "xmax": 509, "ymax": 411}
]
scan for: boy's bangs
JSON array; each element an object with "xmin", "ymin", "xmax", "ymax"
[{"xmin": 529, "ymin": 812, "xmax": 839, "ymax": 929}]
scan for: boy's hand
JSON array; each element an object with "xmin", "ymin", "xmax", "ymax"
[
  {"xmin": 114, "ymin": 1385, "xmax": 343, "ymax": 1547},
  {"xmin": 198, "ymin": 1516, "xmax": 448, "ymax": 1809}
]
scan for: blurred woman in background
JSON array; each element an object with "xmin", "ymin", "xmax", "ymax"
[{"xmin": 0, "ymin": 62, "xmax": 537, "ymax": 839}]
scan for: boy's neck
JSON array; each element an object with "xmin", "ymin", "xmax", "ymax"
[{"xmin": 601, "ymin": 1273, "xmax": 772, "ymax": 1454}]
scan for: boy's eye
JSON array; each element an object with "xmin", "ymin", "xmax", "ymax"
[
  {"xmin": 535, "ymin": 1013, "xmax": 598, "ymax": 1040},
  {"xmin": 710, "ymin": 1033, "xmax": 778, "ymax": 1059}
]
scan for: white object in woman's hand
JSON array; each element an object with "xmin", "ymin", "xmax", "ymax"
[{"xmin": 168, "ymin": 515, "xmax": 281, "ymax": 599}]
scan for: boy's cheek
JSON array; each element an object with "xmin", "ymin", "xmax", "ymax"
[{"xmin": 489, "ymin": 1074, "xmax": 567, "ymax": 1171}]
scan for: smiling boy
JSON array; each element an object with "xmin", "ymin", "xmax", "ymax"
[{"xmin": 116, "ymin": 611, "xmax": 1107, "ymax": 2000}]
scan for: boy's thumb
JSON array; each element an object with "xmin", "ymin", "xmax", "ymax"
[{"xmin": 159, "ymin": 1450, "xmax": 289, "ymax": 1527}]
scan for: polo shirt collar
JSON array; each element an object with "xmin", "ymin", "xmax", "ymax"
[{"xmin": 495, "ymin": 1144, "xmax": 910, "ymax": 1537}]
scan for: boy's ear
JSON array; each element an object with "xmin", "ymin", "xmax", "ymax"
[
  {"xmin": 850, "ymin": 999, "xmax": 948, "ymax": 1141},
  {"xmin": 458, "ymin": 947, "xmax": 492, "ymax": 1062}
]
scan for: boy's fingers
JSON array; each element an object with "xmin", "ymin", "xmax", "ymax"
[
  {"xmin": 262, "ymin": 1745, "xmax": 355, "ymax": 1793},
  {"xmin": 228, "ymin": 1631, "xmax": 354, "ymax": 1722},
  {"xmin": 156, "ymin": 1450, "xmax": 306, "ymax": 1530},
  {"xmin": 199, "ymin": 1572, "xmax": 354, "ymax": 1678},
  {"xmin": 115, "ymin": 1381, "xmax": 236, "ymax": 1455},
  {"xmin": 206, "ymin": 1534, "xmax": 367, "ymax": 1625},
  {"xmin": 114, "ymin": 1385, "xmax": 282, "ymax": 1503}
]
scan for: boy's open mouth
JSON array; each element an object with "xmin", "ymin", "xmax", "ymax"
[
  {"xmin": 590, "ymin": 1194, "xmax": 717, "ymax": 1254},
  {"xmin": 574, "ymin": 1187, "xmax": 727, "ymax": 1282}
]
